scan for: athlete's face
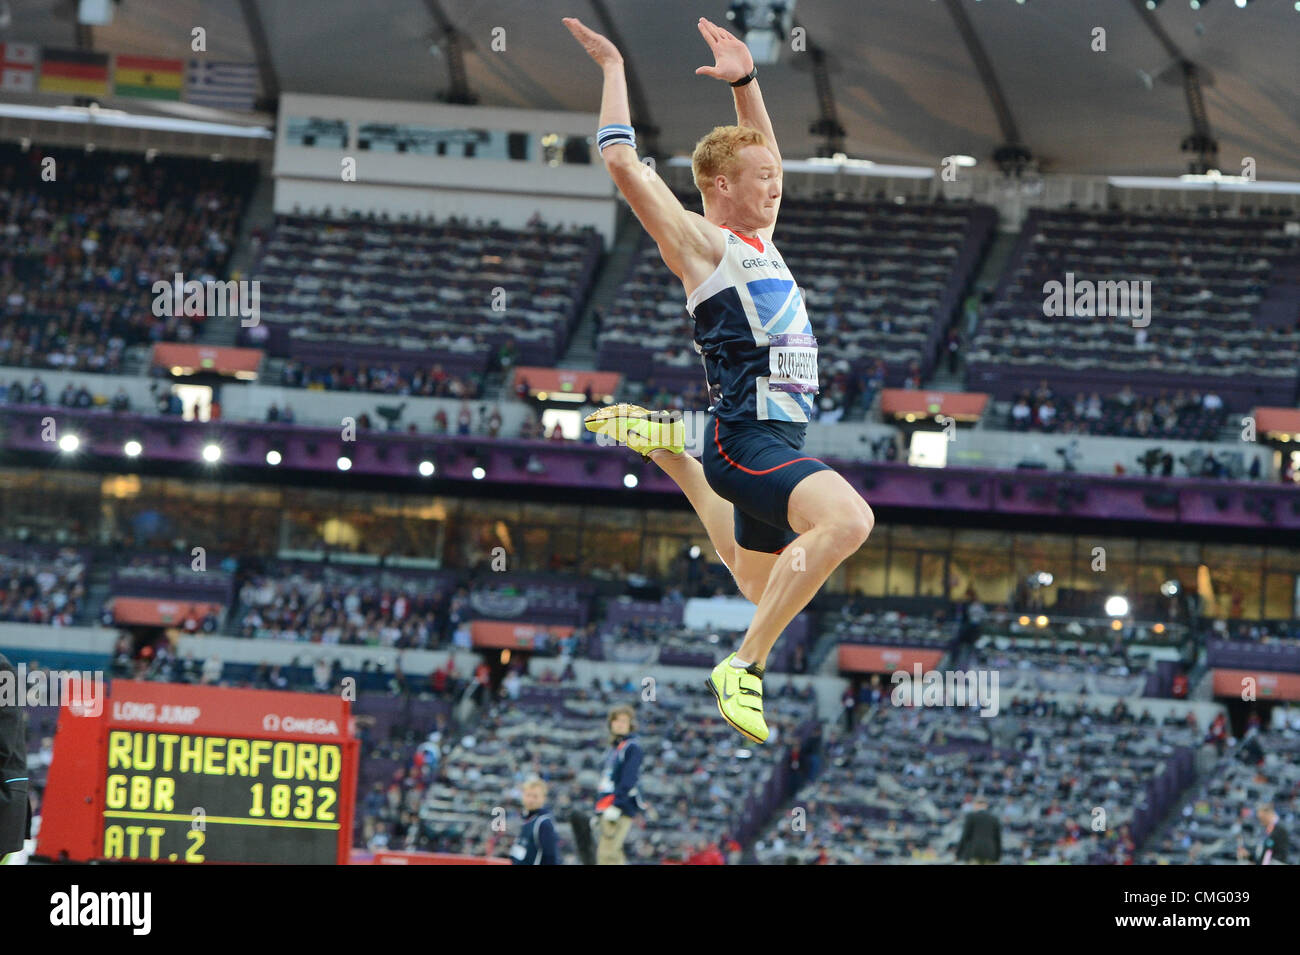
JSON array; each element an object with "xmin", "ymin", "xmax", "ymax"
[
  {"xmin": 727, "ymin": 145, "xmax": 781, "ymax": 226},
  {"xmin": 522, "ymin": 785, "xmax": 544, "ymax": 811}
]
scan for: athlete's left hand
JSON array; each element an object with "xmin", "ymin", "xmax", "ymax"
[{"xmin": 694, "ymin": 17, "xmax": 754, "ymax": 84}]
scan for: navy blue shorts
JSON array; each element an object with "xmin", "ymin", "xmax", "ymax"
[{"xmin": 701, "ymin": 415, "xmax": 832, "ymax": 555}]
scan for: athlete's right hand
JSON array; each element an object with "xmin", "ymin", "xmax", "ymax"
[{"xmin": 562, "ymin": 17, "xmax": 624, "ymax": 69}]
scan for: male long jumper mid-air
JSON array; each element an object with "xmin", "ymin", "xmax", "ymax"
[{"xmin": 564, "ymin": 15, "xmax": 875, "ymax": 743}]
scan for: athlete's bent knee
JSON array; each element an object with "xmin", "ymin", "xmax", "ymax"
[
  {"xmin": 826, "ymin": 509, "xmax": 872, "ymax": 558},
  {"xmin": 860, "ymin": 501, "xmax": 876, "ymax": 540},
  {"xmin": 737, "ymin": 574, "xmax": 766, "ymax": 605}
]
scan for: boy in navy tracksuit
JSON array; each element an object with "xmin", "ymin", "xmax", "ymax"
[
  {"xmin": 595, "ymin": 705, "xmax": 643, "ymax": 865},
  {"xmin": 510, "ymin": 778, "xmax": 558, "ymax": 865},
  {"xmin": 0, "ymin": 653, "xmax": 30, "ymax": 863}
]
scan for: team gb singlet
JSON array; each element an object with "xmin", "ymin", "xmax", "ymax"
[{"xmin": 686, "ymin": 225, "xmax": 819, "ymax": 423}]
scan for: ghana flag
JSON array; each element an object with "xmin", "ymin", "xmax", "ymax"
[
  {"xmin": 115, "ymin": 54, "xmax": 183, "ymax": 100},
  {"xmin": 37, "ymin": 48, "xmax": 109, "ymax": 96}
]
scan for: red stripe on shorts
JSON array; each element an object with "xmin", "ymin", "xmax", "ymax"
[{"xmin": 713, "ymin": 419, "xmax": 823, "ymax": 475}]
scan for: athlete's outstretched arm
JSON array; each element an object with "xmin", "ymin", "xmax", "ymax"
[
  {"xmin": 695, "ymin": 18, "xmax": 783, "ymax": 237},
  {"xmin": 563, "ymin": 17, "xmax": 711, "ymax": 281}
]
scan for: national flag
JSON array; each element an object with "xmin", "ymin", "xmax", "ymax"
[
  {"xmin": 0, "ymin": 43, "xmax": 38, "ymax": 93},
  {"xmin": 185, "ymin": 60, "xmax": 256, "ymax": 111},
  {"xmin": 38, "ymin": 48, "xmax": 109, "ymax": 96},
  {"xmin": 114, "ymin": 54, "xmax": 183, "ymax": 100}
]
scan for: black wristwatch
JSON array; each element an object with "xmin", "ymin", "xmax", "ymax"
[{"xmin": 730, "ymin": 67, "xmax": 758, "ymax": 88}]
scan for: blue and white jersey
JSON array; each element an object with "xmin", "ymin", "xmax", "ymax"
[{"xmin": 687, "ymin": 226, "xmax": 819, "ymax": 423}]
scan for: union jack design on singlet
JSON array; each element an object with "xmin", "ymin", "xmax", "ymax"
[{"xmin": 686, "ymin": 225, "xmax": 819, "ymax": 423}]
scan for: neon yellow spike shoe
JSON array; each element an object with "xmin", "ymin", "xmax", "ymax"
[
  {"xmin": 584, "ymin": 403, "xmax": 685, "ymax": 458},
  {"xmin": 707, "ymin": 653, "xmax": 769, "ymax": 744}
]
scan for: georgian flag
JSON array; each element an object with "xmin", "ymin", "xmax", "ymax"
[{"xmin": 0, "ymin": 43, "xmax": 37, "ymax": 93}]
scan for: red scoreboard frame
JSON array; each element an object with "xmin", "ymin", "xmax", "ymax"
[{"xmin": 38, "ymin": 680, "xmax": 358, "ymax": 864}]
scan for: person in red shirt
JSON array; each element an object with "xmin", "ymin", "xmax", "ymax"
[{"xmin": 686, "ymin": 842, "xmax": 725, "ymax": 865}]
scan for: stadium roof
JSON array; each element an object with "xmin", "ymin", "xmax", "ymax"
[{"xmin": 5, "ymin": 0, "xmax": 1298, "ymax": 178}]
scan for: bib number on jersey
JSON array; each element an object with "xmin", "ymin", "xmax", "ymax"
[{"xmin": 768, "ymin": 333, "xmax": 819, "ymax": 394}]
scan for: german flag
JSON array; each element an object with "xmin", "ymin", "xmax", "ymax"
[
  {"xmin": 38, "ymin": 48, "xmax": 109, "ymax": 96},
  {"xmin": 115, "ymin": 54, "xmax": 183, "ymax": 100}
]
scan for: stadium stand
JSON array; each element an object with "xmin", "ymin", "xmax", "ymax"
[
  {"xmin": 234, "ymin": 560, "xmax": 457, "ymax": 647},
  {"xmin": 968, "ymin": 209, "xmax": 1300, "ymax": 411},
  {"xmin": 0, "ymin": 143, "xmax": 257, "ymax": 372},
  {"xmin": 0, "ymin": 545, "xmax": 88, "ymax": 626},
  {"xmin": 1141, "ymin": 716, "xmax": 1300, "ymax": 864},
  {"xmin": 753, "ymin": 696, "xmax": 1201, "ymax": 864},
  {"xmin": 1001, "ymin": 384, "xmax": 1227, "ymax": 441},
  {"xmin": 243, "ymin": 213, "xmax": 603, "ymax": 389}
]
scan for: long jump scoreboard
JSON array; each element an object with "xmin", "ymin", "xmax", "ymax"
[{"xmin": 37, "ymin": 681, "xmax": 358, "ymax": 864}]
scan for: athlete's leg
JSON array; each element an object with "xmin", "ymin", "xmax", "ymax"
[
  {"xmin": 735, "ymin": 470, "xmax": 874, "ymax": 668},
  {"xmin": 731, "ymin": 544, "xmax": 778, "ymax": 606},
  {"xmin": 590, "ymin": 407, "xmax": 774, "ymax": 603},
  {"xmin": 648, "ymin": 448, "xmax": 772, "ymax": 603}
]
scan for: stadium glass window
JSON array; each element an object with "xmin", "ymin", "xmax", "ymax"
[
  {"xmin": 642, "ymin": 533, "xmax": 695, "ymax": 580},
  {"xmin": 546, "ymin": 523, "xmax": 580, "ymax": 573},
  {"xmin": 441, "ymin": 503, "xmax": 505, "ymax": 569},
  {"xmin": 582, "ymin": 506, "xmax": 641, "ymax": 531},
  {"xmin": 1012, "ymin": 533, "xmax": 1071, "ymax": 609},
  {"xmin": 540, "ymin": 133, "xmax": 592, "ymax": 166},
  {"xmin": 1265, "ymin": 547, "xmax": 1300, "ymax": 573},
  {"xmin": 355, "ymin": 123, "xmax": 525, "ymax": 159},
  {"xmin": 340, "ymin": 496, "xmax": 445, "ymax": 560},
  {"xmin": 285, "ymin": 116, "xmax": 349, "ymax": 149},
  {"xmin": 949, "ymin": 530, "xmax": 1012, "ymax": 603},
  {"xmin": 1202, "ymin": 544, "xmax": 1265, "ymax": 619},
  {"xmin": 209, "ymin": 482, "xmax": 283, "ymax": 555},
  {"xmin": 1, "ymin": 470, "xmax": 100, "ymax": 543},
  {"xmin": 1262, "ymin": 572, "xmax": 1295, "ymax": 620},
  {"xmin": 839, "ymin": 531, "xmax": 887, "ymax": 596},
  {"xmin": 1141, "ymin": 560, "xmax": 1201, "ymax": 617},
  {"xmin": 156, "ymin": 478, "xmax": 226, "ymax": 550},
  {"xmin": 884, "ymin": 537, "xmax": 920, "ymax": 598},
  {"xmin": 579, "ymin": 506, "xmax": 644, "ymax": 576},
  {"xmin": 455, "ymin": 498, "xmax": 522, "ymax": 522},
  {"xmin": 1135, "ymin": 539, "xmax": 1201, "ymax": 618},
  {"xmin": 1071, "ymin": 536, "xmax": 1137, "ymax": 611},
  {"xmin": 890, "ymin": 525, "xmax": 952, "ymax": 550},
  {"xmin": 283, "ymin": 488, "xmax": 349, "ymax": 552},
  {"xmin": 521, "ymin": 501, "xmax": 566, "ymax": 524},
  {"xmin": 519, "ymin": 526, "xmax": 551, "ymax": 573},
  {"xmin": 917, "ymin": 552, "xmax": 948, "ymax": 598},
  {"xmin": 579, "ymin": 526, "xmax": 642, "ymax": 578},
  {"xmin": 476, "ymin": 519, "xmax": 517, "ymax": 568}
]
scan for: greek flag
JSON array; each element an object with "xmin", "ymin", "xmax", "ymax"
[{"xmin": 186, "ymin": 60, "xmax": 257, "ymax": 111}]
